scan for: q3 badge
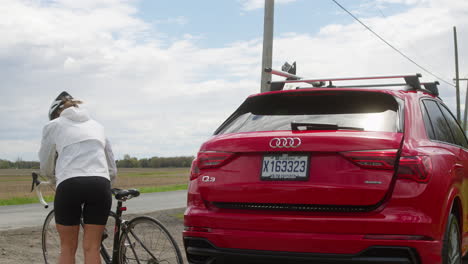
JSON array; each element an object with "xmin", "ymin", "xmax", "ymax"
[{"xmin": 201, "ymin": 176, "xmax": 216, "ymax": 183}]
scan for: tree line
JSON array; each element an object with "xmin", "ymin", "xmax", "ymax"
[
  {"xmin": 0, "ymin": 155, "xmax": 194, "ymax": 169},
  {"xmin": 116, "ymin": 154, "xmax": 194, "ymax": 168},
  {"xmin": 0, "ymin": 159, "xmax": 40, "ymax": 169}
]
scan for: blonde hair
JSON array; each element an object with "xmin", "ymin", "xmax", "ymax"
[
  {"xmin": 54, "ymin": 99, "xmax": 83, "ymax": 118},
  {"xmin": 62, "ymin": 99, "xmax": 83, "ymax": 109}
]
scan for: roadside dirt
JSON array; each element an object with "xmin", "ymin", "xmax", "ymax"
[{"xmin": 0, "ymin": 208, "xmax": 186, "ymax": 264}]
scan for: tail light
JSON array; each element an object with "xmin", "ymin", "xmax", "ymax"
[
  {"xmin": 197, "ymin": 151, "xmax": 235, "ymax": 169},
  {"xmin": 340, "ymin": 150, "xmax": 431, "ymax": 183},
  {"xmin": 190, "ymin": 151, "xmax": 235, "ymax": 180},
  {"xmin": 340, "ymin": 150, "xmax": 397, "ymax": 170},
  {"xmin": 190, "ymin": 151, "xmax": 234, "ymax": 180},
  {"xmin": 190, "ymin": 159, "xmax": 200, "ymax": 180},
  {"xmin": 397, "ymin": 156, "xmax": 431, "ymax": 183}
]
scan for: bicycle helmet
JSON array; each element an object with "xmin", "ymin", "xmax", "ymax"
[{"xmin": 48, "ymin": 91, "xmax": 74, "ymax": 120}]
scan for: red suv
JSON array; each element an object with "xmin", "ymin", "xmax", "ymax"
[{"xmin": 183, "ymin": 73, "xmax": 468, "ymax": 264}]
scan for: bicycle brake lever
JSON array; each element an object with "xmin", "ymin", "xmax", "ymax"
[{"xmin": 31, "ymin": 172, "xmax": 41, "ymax": 192}]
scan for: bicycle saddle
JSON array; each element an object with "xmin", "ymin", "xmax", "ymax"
[{"xmin": 112, "ymin": 188, "xmax": 140, "ymax": 201}]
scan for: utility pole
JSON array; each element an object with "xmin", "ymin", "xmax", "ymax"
[
  {"xmin": 260, "ymin": 0, "xmax": 274, "ymax": 93},
  {"xmin": 457, "ymin": 78, "xmax": 468, "ymax": 131},
  {"xmin": 454, "ymin": 26, "xmax": 461, "ymax": 122}
]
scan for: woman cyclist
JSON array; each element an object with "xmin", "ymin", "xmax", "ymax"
[{"xmin": 39, "ymin": 92, "xmax": 117, "ymax": 264}]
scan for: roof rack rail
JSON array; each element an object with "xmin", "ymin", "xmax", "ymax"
[{"xmin": 265, "ymin": 68, "xmax": 439, "ymax": 96}]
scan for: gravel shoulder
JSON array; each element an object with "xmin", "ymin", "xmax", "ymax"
[{"xmin": 0, "ymin": 208, "xmax": 186, "ymax": 264}]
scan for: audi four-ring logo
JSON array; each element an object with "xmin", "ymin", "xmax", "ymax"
[{"xmin": 269, "ymin": 137, "xmax": 302, "ymax": 148}]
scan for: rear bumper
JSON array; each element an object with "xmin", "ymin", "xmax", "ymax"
[
  {"xmin": 183, "ymin": 214, "xmax": 442, "ymax": 264},
  {"xmin": 184, "ymin": 181, "xmax": 445, "ymax": 264},
  {"xmin": 184, "ymin": 237, "xmax": 422, "ymax": 264}
]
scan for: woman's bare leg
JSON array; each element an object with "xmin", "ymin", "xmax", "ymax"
[
  {"xmin": 56, "ymin": 224, "xmax": 80, "ymax": 264},
  {"xmin": 83, "ymin": 224, "xmax": 105, "ymax": 264}
]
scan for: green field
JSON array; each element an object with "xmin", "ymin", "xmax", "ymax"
[{"xmin": 0, "ymin": 168, "xmax": 189, "ymax": 206}]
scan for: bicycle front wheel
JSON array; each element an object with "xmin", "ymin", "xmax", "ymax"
[
  {"xmin": 119, "ymin": 216, "xmax": 183, "ymax": 264},
  {"xmin": 42, "ymin": 209, "xmax": 79, "ymax": 263},
  {"xmin": 42, "ymin": 210, "xmax": 59, "ymax": 263}
]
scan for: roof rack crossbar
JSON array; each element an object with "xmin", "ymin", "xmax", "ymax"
[
  {"xmin": 265, "ymin": 68, "xmax": 440, "ymax": 96},
  {"xmin": 266, "ymin": 68, "xmax": 323, "ymax": 87},
  {"xmin": 267, "ymin": 68, "xmax": 422, "ymax": 86},
  {"xmin": 319, "ymin": 83, "xmax": 409, "ymax": 89},
  {"xmin": 265, "ymin": 68, "xmax": 301, "ymax": 80}
]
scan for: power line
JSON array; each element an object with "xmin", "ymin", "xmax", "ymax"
[
  {"xmin": 331, "ymin": 0, "xmax": 455, "ymax": 88},
  {"xmin": 374, "ymin": 5, "xmax": 436, "ymax": 75}
]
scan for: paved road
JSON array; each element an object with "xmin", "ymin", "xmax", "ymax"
[{"xmin": 0, "ymin": 190, "xmax": 187, "ymax": 231}]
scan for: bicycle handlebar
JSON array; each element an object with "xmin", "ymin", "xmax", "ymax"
[
  {"xmin": 31, "ymin": 173, "xmax": 139, "ymax": 208},
  {"xmin": 31, "ymin": 172, "xmax": 52, "ymax": 209}
]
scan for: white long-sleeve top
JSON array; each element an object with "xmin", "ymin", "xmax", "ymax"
[{"xmin": 39, "ymin": 107, "xmax": 117, "ymax": 187}]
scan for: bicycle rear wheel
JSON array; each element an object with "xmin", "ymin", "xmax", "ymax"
[
  {"xmin": 42, "ymin": 209, "xmax": 117, "ymax": 263},
  {"xmin": 119, "ymin": 216, "xmax": 183, "ymax": 264},
  {"xmin": 42, "ymin": 210, "xmax": 74, "ymax": 264}
]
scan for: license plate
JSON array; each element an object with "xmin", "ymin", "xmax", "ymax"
[{"xmin": 261, "ymin": 154, "xmax": 310, "ymax": 181}]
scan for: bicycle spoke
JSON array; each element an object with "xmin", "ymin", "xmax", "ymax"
[
  {"xmin": 126, "ymin": 234, "xmax": 143, "ymax": 264},
  {"xmin": 118, "ymin": 216, "xmax": 182, "ymax": 264},
  {"xmin": 129, "ymin": 228, "xmax": 159, "ymax": 261}
]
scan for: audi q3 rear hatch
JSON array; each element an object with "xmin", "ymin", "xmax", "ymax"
[{"xmin": 197, "ymin": 90, "xmax": 403, "ymax": 208}]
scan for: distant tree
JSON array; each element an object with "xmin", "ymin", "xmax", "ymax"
[
  {"xmin": 0, "ymin": 158, "xmax": 39, "ymax": 169},
  {"xmin": 0, "ymin": 155, "xmax": 194, "ymax": 169},
  {"xmin": 116, "ymin": 154, "xmax": 140, "ymax": 168},
  {"xmin": 115, "ymin": 155, "xmax": 194, "ymax": 168},
  {"xmin": 0, "ymin": 159, "xmax": 11, "ymax": 169},
  {"xmin": 149, "ymin": 157, "xmax": 161, "ymax": 168},
  {"xmin": 15, "ymin": 157, "xmax": 23, "ymax": 169},
  {"xmin": 139, "ymin": 158, "xmax": 150, "ymax": 168}
]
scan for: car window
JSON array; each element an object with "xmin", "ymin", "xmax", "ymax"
[
  {"xmin": 438, "ymin": 103, "xmax": 468, "ymax": 148},
  {"xmin": 421, "ymin": 100, "xmax": 456, "ymax": 145},
  {"xmin": 216, "ymin": 91, "xmax": 401, "ymax": 135},
  {"xmin": 420, "ymin": 101, "xmax": 435, "ymax": 139}
]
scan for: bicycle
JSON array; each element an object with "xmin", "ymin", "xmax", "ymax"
[{"xmin": 31, "ymin": 172, "xmax": 184, "ymax": 264}]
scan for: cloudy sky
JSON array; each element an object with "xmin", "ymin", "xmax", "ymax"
[{"xmin": 1, "ymin": 0, "xmax": 468, "ymax": 161}]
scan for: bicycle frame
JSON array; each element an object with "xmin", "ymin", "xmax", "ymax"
[
  {"xmin": 109, "ymin": 200, "xmax": 125, "ymax": 264},
  {"xmin": 101, "ymin": 200, "xmax": 161, "ymax": 264}
]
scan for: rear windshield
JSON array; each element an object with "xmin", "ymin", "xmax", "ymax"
[{"xmin": 215, "ymin": 91, "xmax": 401, "ymax": 135}]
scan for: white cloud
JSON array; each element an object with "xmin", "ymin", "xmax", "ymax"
[
  {"xmin": 238, "ymin": 0, "xmax": 297, "ymax": 11},
  {"xmin": 0, "ymin": 140, "xmax": 40, "ymax": 161},
  {"xmin": 376, "ymin": 0, "xmax": 468, "ymax": 11},
  {"xmin": 49, "ymin": 0, "xmax": 138, "ymax": 11},
  {"xmin": 284, "ymin": 0, "xmax": 466, "ymax": 87},
  {"xmin": 0, "ymin": 0, "xmax": 467, "ymax": 161},
  {"xmin": 0, "ymin": 0, "xmax": 263, "ymax": 160}
]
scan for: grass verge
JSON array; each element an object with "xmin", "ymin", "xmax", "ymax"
[
  {"xmin": 138, "ymin": 184, "xmax": 188, "ymax": 194},
  {"xmin": 0, "ymin": 195, "xmax": 55, "ymax": 206},
  {"xmin": 0, "ymin": 184, "xmax": 188, "ymax": 206}
]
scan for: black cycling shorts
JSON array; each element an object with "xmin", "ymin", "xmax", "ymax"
[{"xmin": 54, "ymin": 176, "xmax": 112, "ymax": 226}]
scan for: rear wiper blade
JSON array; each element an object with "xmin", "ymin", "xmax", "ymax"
[{"xmin": 291, "ymin": 122, "xmax": 364, "ymax": 131}]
